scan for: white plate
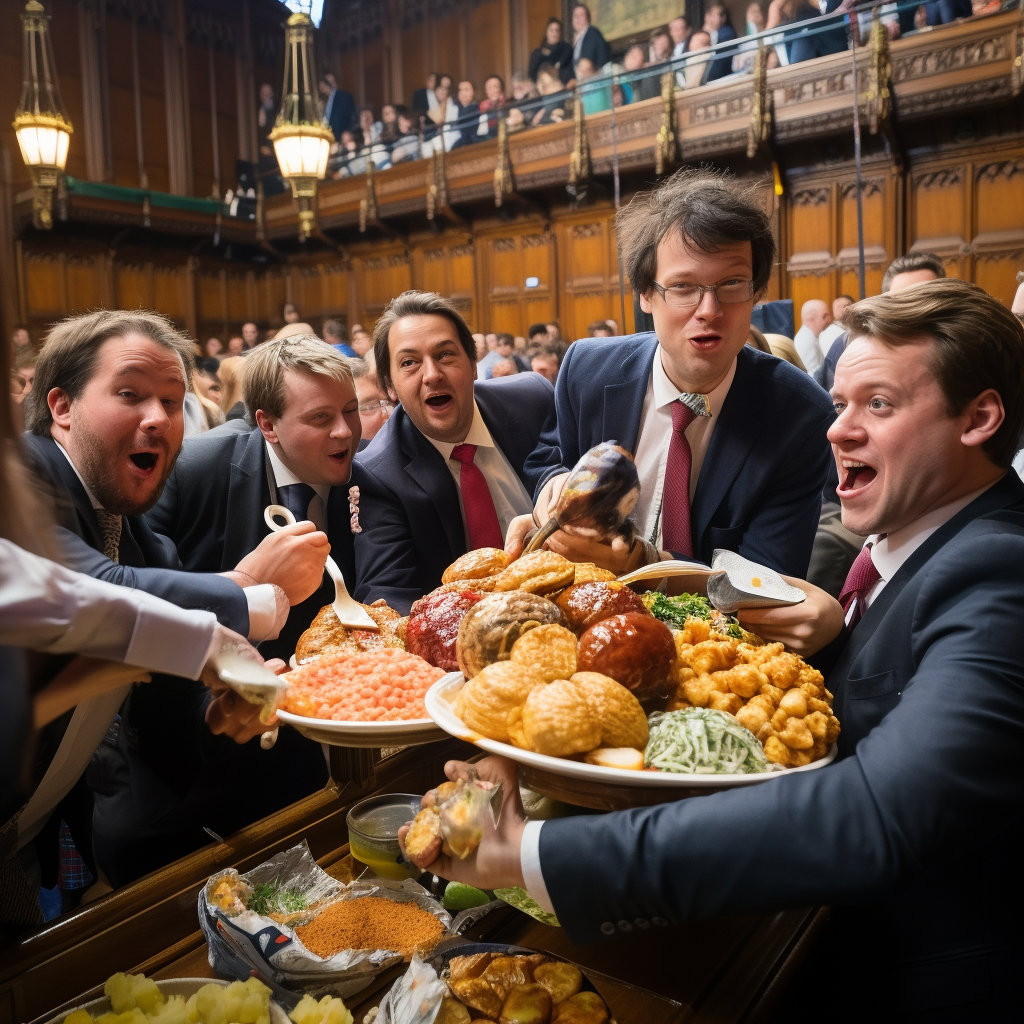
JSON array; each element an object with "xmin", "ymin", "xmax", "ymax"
[
  {"xmin": 426, "ymin": 672, "xmax": 836, "ymax": 789},
  {"xmin": 274, "ymin": 707, "xmax": 448, "ymax": 748},
  {"xmin": 40, "ymin": 979, "xmax": 290, "ymax": 1024}
]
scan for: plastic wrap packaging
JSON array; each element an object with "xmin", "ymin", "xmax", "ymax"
[{"xmin": 200, "ymin": 842, "xmax": 452, "ymax": 1002}]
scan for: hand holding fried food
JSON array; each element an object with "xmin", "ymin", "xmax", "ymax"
[
  {"xmin": 403, "ymin": 771, "xmax": 501, "ymax": 868},
  {"xmin": 576, "ymin": 612, "xmax": 676, "ymax": 706},
  {"xmin": 456, "ymin": 592, "xmax": 565, "ymax": 678}
]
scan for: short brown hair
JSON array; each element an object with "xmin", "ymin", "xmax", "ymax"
[
  {"xmin": 841, "ymin": 278, "xmax": 1024, "ymax": 467},
  {"xmin": 372, "ymin": 291, "xmax": 476, "ymax": 395},
  {"xmin": 243, "ymin": 333, "xmax": 353, "ymax": 418},
  {"xmin": 617, "ymin": 167, "xmax": 776, "ymax": 299},
  {"xmin": 30, "ymin": 309, "xmax": 194, "ymax": 436},
  {"xmin": 882, "ymin": 251, "xmax": 946, "ymax": 292}
]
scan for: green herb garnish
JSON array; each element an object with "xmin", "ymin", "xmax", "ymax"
[
  {"xmin": 641, "ymin": 592, "xmax": 743, "ymax": 638},
  {"xmin": 246, "ymin": 880, "xmax": 309, "ymax": 916},
  {"xmin": 645, "ymin": 708, "xmax": 769, "ymax": 775}
]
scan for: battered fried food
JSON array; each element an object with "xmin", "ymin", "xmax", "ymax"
[
  {"xmin": 294, "ymin": 600, "xmax": 405, "ymax": 664},
  {"xmin": 453, "ymin": 661, "xmax": 547, "ymax": 742},
  {"xmin": 443, "ymin": 548, "xmax": 511, "ymax": 584},
  {"xmin": 510, "ymin": 624, "xmax": 578, "ymax": 682},
  {"xmin": 456, "ymin": 592, "xmax": 565, "ymax": 678},
  {"xmin": 533, "ymin": 962, "xmax": 582, "ymax": 1004},
  {"xmin": 570, "ymin": 671, "xmax": 648, "ymax": 749},
  {"xmin": 570, "ymin": 563, "xmax": 617, "ymax": 585},
  {"xmin": 508, "ymin": 679, "xmax": 600, "ymax": 756},
  {"xmin": 552, "ymin": 991, "xmax": 609, "ymax": 1023}
]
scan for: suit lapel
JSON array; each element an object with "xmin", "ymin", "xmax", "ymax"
[
  {"xmin": 475, "ymin": 385, "xmax": 529, "ymax": 475},
  {"xmin": 222, "ymin": 430, "xmax": 268, "ymax": 566},
  {"xmin": 690, "ymin": 347, "xmax": 761, "ymax": 543},
  {"xmin": 602, "ymin": 335, "xmax": 657, "ymax": 455},
  {"xmin": 398, "ymin": 412, "xmax": 465, "ymax": 556},
  {"xmin": 31, "ymin": 435, "xmax": 106, "ymax": 550}
]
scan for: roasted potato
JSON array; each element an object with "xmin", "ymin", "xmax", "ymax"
[
  {"xmin": 436, "ymin": 997, "xmax": 472, "ymax": 1024},
  {"xmin": 533, "ymin": 962, "xmax": 582, "ymax": 1004},
  {"xmin": 551, "ymin": 992, "xmax": 609, "ymax": 1024},
  {"xmin": 499, "ymin": 984, "xmax": 552, "ymax": 1024}
]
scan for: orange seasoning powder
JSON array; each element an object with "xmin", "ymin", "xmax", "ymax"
[{"xmin": 294, "ymin": 896, "xmax": 445, "ymax": 959}]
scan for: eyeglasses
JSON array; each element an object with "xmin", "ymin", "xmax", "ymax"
[
  {"xmin": 650, "ymin": 279, "xmax": 755, "ymax": 309},
  {"xmin": 358, "ymin": 399, "xmax": 395, "ymax": 416}
]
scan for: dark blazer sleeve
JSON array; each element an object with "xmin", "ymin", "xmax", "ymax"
[
  {"xmin": 524, "ymin": 340, "xmax": 583, "ymax": 493},
  {"xmin": 537, "ymin": 525, "xmax": 1024, "ymax": 942}
]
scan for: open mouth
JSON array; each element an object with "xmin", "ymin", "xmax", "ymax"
[
  {"xmin": 129, "ymin": 452, "xmax": 158, "ymax": 472},
  {"xmin": 689, "ymin": 333, "xmax": 722, "ymax": 350},
  {"xmin": 837, "ymin": 458, "xmax": 877, "ymax": 495},
  {"xmin": 328, "ymin": 449, "xmax": 350, "ymax": 462},
  {"xmin": 425, "ymin": 393, "xmax": 453, "ymax": 411}
]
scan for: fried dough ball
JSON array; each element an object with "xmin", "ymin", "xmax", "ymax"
[
  {"xmin": 454, "ymin": 662, "xmax": 547, "ymax": 742},
  {"xmin": 570, "ymin": 671, "xmax": 649, "ymax": 749},
  {"xmin": 443, "ymin": 548, "xmax": 512, "ymax": 584},
  {"xmin": 571, "ymin": 563, "xmax": 617, "ymax": 585},
  {"xmin": 508, "ymin": 679, "xmax": 601, "ymax": 756},
  {"xmin": 553, "ymin": 991, "xmax": 610, "ymax": 1023},
  {"xmin": 511, "ymin": 624, "xmax": 578, "ymax": 682},
  {"xmin": 491, "ymin": 551, "xmax": 576, "ymax": 595}
]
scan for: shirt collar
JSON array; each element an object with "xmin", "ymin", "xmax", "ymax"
[
  {"xmin": 651, "ymin": 346, "xmax": 737, "ymax": 419},
  {"xmin": 869, "ymin": 480, "xmax": 999, "ymax": 582},
  {"xmin": 264, "ymin": 440, "xmax": 331, "ymax": 504},
  {"xmin": 54, "ymin": 439, "xmax": 104, "ymax": 510},
  {"xmin": 423, "ymin": 401, "xmax": 495, "ymax": 461}
]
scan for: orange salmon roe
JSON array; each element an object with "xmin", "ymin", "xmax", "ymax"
[{"xmin": 281, "ymin": 648, "xmax": 444, "ymax": 722}]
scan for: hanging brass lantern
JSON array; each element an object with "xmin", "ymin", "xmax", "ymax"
[
  {"xmin": 269, "ymin": 11, "xmax": 334, "ymax": 240},
  {"xmin": 12, "ymin": 0, "xmax": 74, "ymax": 230}
]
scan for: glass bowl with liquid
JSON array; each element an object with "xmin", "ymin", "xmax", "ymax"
[{"xmin": 347, "ymin": 793, "xmax": 423, "ymax": 880}]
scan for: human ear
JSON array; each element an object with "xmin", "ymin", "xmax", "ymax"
[
  {"xmin": 48, "ymin": 388, "xmax": 73, "ymax": 429},
  {"xmin": 639, "ymin": 290, "xmax": 654, "ymax": 315},
  {"xmin": 254, "ymin": 409, "xmax": 279, "ymax": 444},
  {"xmin": 960, "ymin": 388, "xmax": 1005, "ymax": 449}
]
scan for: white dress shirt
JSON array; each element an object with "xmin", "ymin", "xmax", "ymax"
[
  {"xmin": 844, "ymin": 481, "xmax": 997, "ymax": 626},
  {"xmin": 631, "ymin": 348, "xmax": 737, "ymax": 548},
  {"xmin": 793, "ymin": 325, "xmax": 823, "ymax": 375},
  {"xmin": 818, "ymin": 321, "xmax": 845, "ymax": 359},
  {"xmin": 2, "ymin": 539, "xmax": 221, "ymax": 847},
  {"xmin": 423, "ymin": 401, "xmax": 534, "ymax": 544},
  {"xmin": 54, "ymin": 440, "xmax": 283, "ymax": 642}
]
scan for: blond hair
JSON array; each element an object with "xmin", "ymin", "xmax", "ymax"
[
  {"xmin": 243, "ymin": 334, "xmax": 353, "ymax": 418},
  {"xmin": 216, "ymin": 355, "xmax": 247, "ymax": 415},
  {"xmin": 30, "ymin": 309, "xmax": 195, "ymax": 436}
]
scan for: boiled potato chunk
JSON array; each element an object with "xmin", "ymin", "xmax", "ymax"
[
  {"xmin": 498, "ymin": 983, "xmax": 552, "ymax": 1023},
  {"xmin": 147, "ymin": 996, "xmax": 187, "ymax": 1024},
  {"xmin": 533, "ymin": 962, "xmax": 582, "ymax": 1005},
  {"xmin": 436, "ymin": 996, "xmax": 472, "ymax": 1024}
]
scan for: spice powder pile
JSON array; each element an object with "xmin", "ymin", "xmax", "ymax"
[{"xmin": 295, "ymin": 896, "xmax": 445, "ymax": 959}]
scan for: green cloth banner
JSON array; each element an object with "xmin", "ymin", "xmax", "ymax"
[{"xmin": 64, "ymin": 176, "xmax": 221, "ymax": 215}]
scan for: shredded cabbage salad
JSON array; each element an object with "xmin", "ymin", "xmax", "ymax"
[{"xmin": 645, "ymin": 708, "xmax": 769, "ymax": 775}]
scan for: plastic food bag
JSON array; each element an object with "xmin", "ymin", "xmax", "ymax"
[{"xmin": 381, "ymin": 956, "xmax": 446, "ymax": 1024}]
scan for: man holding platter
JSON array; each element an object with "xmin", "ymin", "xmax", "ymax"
[{"xmin": 405, "ymin": 280, "xmax": 1024, "ymax": 1019}]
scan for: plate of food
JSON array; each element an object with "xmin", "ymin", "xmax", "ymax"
[{"xmin": 419, "ymin": 570, "xmax": 839, "ymax": 809}]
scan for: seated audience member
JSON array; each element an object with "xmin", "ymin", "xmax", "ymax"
[
  {"xmin": 358, "ymin": 107, "xmax": 382, "ymax": 145},
  {"xmin": 768, "ymin": 0, "xmax": 850, "ymax": 64},
  {"xmin": 425, "ymin": 79, "xmax": 460, "ymax": 152},
  {"xmin": 818, "ymin": 293, "xmax": 853, "ymax": 356},
  {"xmin": 242, "ymin": 321, "xmax": 260, "ymax": 349},
  {"xmin": 478, "ymin": 75, "xmax": 506, "ymax": 138},
  {"xmin": 762, "ymin": 331, "xmax": 806, "ymax": 370},
  {"xmin": 794, "ymin": 298, "xmax": 832, "ymax": 374},
  {"xmin": 21, "ymin": 310, "xmax": 333, "ymax": 885},
  {"xmin": 192, "ymin": 357, "xmax": 225, "ymax": 429},
  {"xmin": 649, "ymin": 25, "xmax": 673, "ymax": 65},
  {"xmin": 323, "ymin": 318, "xmax": 356, "ymax": 357},
  {"xmin": 412, "ymin": 72, "xmax": 438, "ymax": 117},
  {"xmin": 149, "ymin": 334, "xmax": 361, "ymax": 664},
  {"xmin": 515, "ymin": 168, "xmax": 835, "ymax": 578},
  {"xmin": 703, "ymin": 1, "xmax": 738, "ymax": 79},
  {"xmin": 455, "ymin": 81, "xmax": 480, "ymax": 148},
  {"xmin": 283, "ymin": 302, "xmax": 301, "ymax": 324},
  {"xmin": 203, "ymin": 337, "xmax": 222, "ymax": 358},
  {"xmin": 421, "ymin": 278, "xmax": 1024, "ymax": 1021},
  {"xmin": 576, "ymin": 59, "xmax": 612, "ymax": 114},
  {"xmin": 476, "ymin": 333, "xmax": 502, "ymax": 379},
  {"xmin": 509, "ymin": 72, "xmax": 538, "ymax": 107},
  {"xmin": 588, "ymin": 320, "xmax": 614, "ymax": 338},
  {"xmin": 491, "ymin": 358, "xmax": 519, "ymax": 378},
  {"xmin": 530, "ymin": 18, "xmax": 574, "ymax": 84},
  {"xmin": 547, "ymin": 321, "xmax": 563, "ymax": 340},
  {"xmin": 496, "ymin": 333, "xmax": 530, "ymax": 372},
  {"xmin": 733, "ymin": 2, "xmax": 767, "ymax": 73},
  {"xmin": 532, "ymin": 66, "xmax": 568, "ymax": 124},
  {"xmin": 351, "ymin": 327, "xmax": 374, "ymax": 358},
  {"xmin": 528, "ymin": 322, "xmax": 552, "ymax": 345},
  {"xmin": 226, "ymin": 335, "xmax": 245, "ymax": 357},
  {"xmin": 379, "ymin": 103, "xmax": 400, "ymax": 144},
  {"xmin": 681, "ymin": 31, "xmax": 713, "ymax": 87},
  {"xmin": 926, "ymin": 0, "xmax": 972, "ymax": 24},
  {"xmin": 352, "ymin": 358, "xmax": 394, "ymax": 446},
  {"xmin": 571, "ymin": 3, "xmax": 610, "ymax": 73},
  {"xmin": 215, "ymin": 355, "xmax": 249, "ymax": 425},
  {"xmin": 354, "ymin": 291, "xmax": 558, "ymax": 612},
  {"xmin": 670, "ymin": 14, "xmax": 692, "ymax": 55},
  {"xmin": 531, "ymin": 348, "xmax": 561, "ymax": 384},
  {"xmin": 390, "ymin": 108, "xmax": 421, "ymax": 164},
  {"xmin": 12, "ymin": 324, "xmax": 32, "ymax": 355},
  {"xmin": 12, "ymin": 347, "xmax": 36, "ymax": 408}
]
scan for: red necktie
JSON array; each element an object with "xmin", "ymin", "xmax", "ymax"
[
  {"xmin": 450, "ymin": 443, "xmax": 504, "ymax": 550},
  {"xmin": 661, "ymin": 401, "xmax": 696, "ymax": 556},
  {"xmin": 838, "ymin": 543, "xmax": 881, "ymax": 628}
]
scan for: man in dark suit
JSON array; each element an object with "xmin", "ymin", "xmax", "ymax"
[
  {"xmin": 515, "ymin": 168, "xmax": 834, "ymax": 579},
  {"xmin": 412, "ymin": 72, "xmax": 438, "ymax": 117},
  {"xmin": 319, "ymin": 74, "xmax": 355, "ymax": 142},
  {"xmin": 702, "ymin": 1, "xmax": 737, "ymax": 80},
  {"xmin": 354, "ymin": 291, "xmax": 558, "ymax": 613},
  {"xmin": 570, "ymin": 4, "xmax": 610, "ymax": 73},
  {"xmin": 454, "ymin": 80, "xmax": 481, "ymax": 149},
  {"xmin": 409, "ymin": 280, "xmax": 1024, "ymax": 1019},
  {"xmin": 22, "ymin": 310, "xmax": 332, "ymax": 885},
  {"xmin": 148, "ymin": 333, "xmax": 362, "ymax": 664}
]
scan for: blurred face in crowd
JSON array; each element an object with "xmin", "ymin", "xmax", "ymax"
[
  {"xmin": 426, "ymin": 73, "xmax": 437, "ymax": 90},
  {"xmin": 546, "ymin": 322, "xmax": 562, "ymax": 340},
  {"xmin": 485, "ymin": 333, "xmax": 498, "ymax": 350},
  {"xmin": 492, "ymin": 359, "xmax": 517, "ymax": 378},
  {"xmin": 532, "ymin": 352, "xmax": 559, "ymax": 384},
  {"xmin": 572, "ymin": 5, "xmax": 590, "ymax": 33},
  {"xmin": 435, "ymin": 81, "xmax": 450, "ymax": 104},
  {"xmin": 398, "ymin": 113, "xmax": 415, "ymax": 133},
  {"xmin": 802, "ymin": 299, "xmax": 832, "ymax": 336},
  {"xmin": 640, "ymin": 230, "xmax": 756, "ymax": 394},
  {"xmin": 689, "ymin": 31, "xmax": 711, "ymax": 51},
  {"xmin": 705, "ymin": 4, "xmax": 725, "ymax": 30},
  {"xmin": 227, "ymin": 336, "xmax": 245, "ymax": 356},
  {"xmin": 13, "ymin": 327, "xmax": 30, "ymax": 349},
  {"xmin": 546, "ymin": 21, "xmax": 562, "ymax": 44},
  {"xmin": 669, "ymin": 17, "xmax": 689, "ymax": 43},
  {"xmin": 259, "ymin": 83, "xmax": 274, "ymax": 105},
  {"xmin": 496, "ymin": 337, "xmax": 514, "ymax": 357},
  {"xmin": 318, "ymin": 79, "xmax": 332, "ymax": 98},
  {"xmin": 473, "ymin": 334, "xmax": 488, "ymax": 360},
  {"xmin": 623, "ymin": 46, "xmax": 645, "ymax": 71},
  {"xmin": 386, "ymin": 314, "xmax": 476, "ymax": 443},
  {"xmin": 360, "ymin": 108, "xmax": 374, "ymax": 132},
  {"xmin": 484, "ymin": 76, "xmax": 503, "ymax": 102},
  {"xmin": 283, "ymin": 303, "xmax": 300, "ymax": 324},
  {"xmin": 651, "ymin": 33, "xmax": 671, "ymax": 61},
  {"xmin": 242, "ymin": 322, "xmax": 259, "ymax": 346},
  {"xmin": 256, "ymin": 368, "xmax": 360, "ymax": 487},
  {"xmin": 576, "ymin": 58, "xmax": 596, "ymax": 80},
  {"xmin": 351, "ymin": 330, "xmax": 372, "ymax": 357},
  {"xmin": 889, "ymin": 268, "xmax": 940, "ymax": 293},
  {"xmin": 538, "ymin": 70, "xmax": 562, "ymax": 94},
  {"xmin": 12, "ymin": 364, "xmax": 35, "ymax": 404},
  {"xmin": 192, "ymin": 366, "xmax": 222, "ymax": 404},
  {"xmin": 832, "ymin": 296, "xmax": 852, "ymax": 321},
  {"xmin": 382, "ymin": 104, "xmax": 397, "ymax": 124},
  {"xmin": 746, "ymin": 3, "xmax": 765, "ymax": 31},
  {"xmin": 830, "ymin": 335, "xmax": 1004, "ymax": 537},
  {"xmin": 440, "ymin": 74, "xmax": 453, "ymax": 91},
  {"xmin": 458, "ymin": 81, "xmax": 475, "ymax": 105},
  {"xmin": 48, "ymin": 334, "xmax": 186, "ymax": 515},
  {"xmin": 355, "ymin": 372, "xmax": 393, "ymax": 442},
  {"xmin": 204, "ymin": 337, "xmax": 222, "ymax": 357}
]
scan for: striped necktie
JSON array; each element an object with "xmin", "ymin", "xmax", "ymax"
[{"xmin": 95, "ymin": 510, "xmax": 122, "ymax": 563}]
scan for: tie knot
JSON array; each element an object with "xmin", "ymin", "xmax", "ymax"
[
  {"xmin": 450, "ymin": 443, "xmax": 477, "ymax": 466},
  {"xmin": 672, "ymin": 400, "xmax": 696, "ymax": 432},
  {"xmin": 278, "ymin": 482, "xmax": 317, "ymax": 523}
]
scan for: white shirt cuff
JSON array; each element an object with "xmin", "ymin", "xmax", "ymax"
[
  {"xmin": 245, "ymin": 584, "xmax": 286, "ymax": 642},
  {"xmin": 520, "ymin": 819, "xmax": 556, "ymax": 914},
  {"xmin": 123, "ymin": 597, "xmax": 219, "ymax": 680}
]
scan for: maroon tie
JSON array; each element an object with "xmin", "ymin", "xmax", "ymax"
[
  {"xmin": 450, "ymin": 443, "xmax": 504, "ymax": 550},
  {"xmin": 838, "ymin": 543, "xmax": 882, "ymax": 628},
  {"xmin": 661, "ymin": 401, "xmax": 697, "ymax": 556}
]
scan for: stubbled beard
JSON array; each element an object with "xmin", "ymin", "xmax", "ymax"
[{"xmin": 72, "ymin": 420, "xmax": 177, "ymax": 516}]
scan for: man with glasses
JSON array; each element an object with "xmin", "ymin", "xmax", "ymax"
[
  {"xmin": 516, "ymin": 167, "xmax": 835, "ymax": 576},
  {"xmin": 353, "ymin": 358, "xmax": 394, "ymax": 447}
]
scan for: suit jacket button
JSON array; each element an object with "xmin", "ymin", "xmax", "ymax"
[
  {"xmin": 635, "ymin": 918, "xmax": 650, "ymax": 928},
  {"xmin": 600, "ymin": 921, "xmax": 615, "ymax": 935},
  {"xmin": 617, "ymin": 920, "xmax": 633, "ymax": 932},
  {"xmin": 652, "ymin": 916, "xmax": 668, "ymax": 926}
]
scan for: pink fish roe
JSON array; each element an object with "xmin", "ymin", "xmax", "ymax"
[{"xmin": 281, "ymin": 648, "xmax": 444, "ymax": 722}]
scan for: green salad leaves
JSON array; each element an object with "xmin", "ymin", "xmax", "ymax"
[
  {"xmin": 645, "ymin": 708, "xmax": 769, "ymax": 775},
  {"xmin": 641, "ymin": 591, "xmax": 743, "ymax": 638}
]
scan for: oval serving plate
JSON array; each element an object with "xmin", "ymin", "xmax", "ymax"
[
  {"xmin": 425, "ymin": 672, "xmax": 837, "ymax": 807},
  {"xmin": 274, "ymin": 707, "xmax": 448, "ymax": 748}
]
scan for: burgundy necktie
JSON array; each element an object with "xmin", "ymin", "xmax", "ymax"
[
  {"xmin": 838, "ymin": 543, "xmax": 882, "ymax": 628},
  {"xmin": 450, "ymin": 443, "xmax": 504, "ymax": 550},
  {"xmin": 661, "ymin": 400, "xmax": 696, "ymax": 556}
]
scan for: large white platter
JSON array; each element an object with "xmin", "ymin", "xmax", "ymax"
[
  {"xmin": 426, "ymin": 672, "xmax": 836, "ymax": 793},
  {"xmin": 274, "ymin": 707, "xmax": 448, "ymax": 748}
]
